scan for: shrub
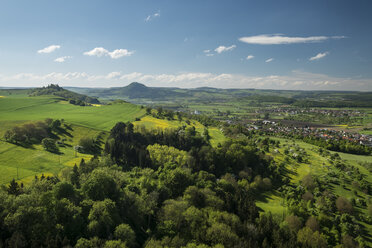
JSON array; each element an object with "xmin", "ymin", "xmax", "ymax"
[
  {"xmin": 42, "ymin": 138, "xmax": 59, "ymax": 153},
  {"xmin": 285, "ymin": 215, "xmax": 302, "ymax": 232},
  {"xmin": 301, "ymin": 174, "xmax": 315, "ymax": 190},
  {"xmin": 336, "ymin": 196, "xmax": 353, "ymax": 214}
]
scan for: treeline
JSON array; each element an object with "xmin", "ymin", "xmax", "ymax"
[
  {"xmin": 4, "ymin": 119, "xmax": 62, "ymax": 144},
  {"xmin": 4, "ymin": 121, "xmax": 50, "ymax": 145},
  {"xmin": 241, "ymin": 93, "xmax": 372, "ymax": 107},
  {"xmin": 303, "ymin": 136, "xmax": 372, "ymax": 155},
  {"xmin": 146, "ymin": 106, "xmax": 219, "ymax": 127},
  {"xmin": 3, "ymin": 119, "xmax": 66, "ymax": 153},
  {"xmin": 293, "ymin": 100, "xmax": 372, "ymax": 108},
  {"xmin": 246, "ymin": 95, "xmax": 295, "ymax": 104},
  {"xmin": 30, "ymin": 84, "xmax": 100, "ymax": 105}
]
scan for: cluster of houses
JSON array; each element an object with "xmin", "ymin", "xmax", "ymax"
[
  {"xmin": 255, "ymin": 108, "xmax": 364, "ymax": 118},
  {"xmin": 249, "ymin": 120, "xmax": 372, "ymax": 147}
]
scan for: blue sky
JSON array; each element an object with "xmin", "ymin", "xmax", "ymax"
[{"xmin": 0, "ymin": 0, "xmax": 371, "ymax": 90}]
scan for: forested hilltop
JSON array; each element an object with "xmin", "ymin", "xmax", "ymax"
[
  {"xmin": 0, "ymin": 87, "xmax": 371, "ymax": 247},
  {"xmin": 30, "ymin": 84, "xmax": 100, "ymax": 105},
  {"xmin": 1, "ymin": 121, "xmax": 371, "ymax": 247}
]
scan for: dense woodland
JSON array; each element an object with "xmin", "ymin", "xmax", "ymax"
[{"xmin": 1, "ymin": 120, "xmax": 371, "ymax": 248}]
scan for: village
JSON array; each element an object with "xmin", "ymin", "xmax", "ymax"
[{"xmin": 249, "ymin": 119, "xmax": 372, "ymax": 148}]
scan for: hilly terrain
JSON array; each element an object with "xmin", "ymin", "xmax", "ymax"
[
  {"xmin": 67, "ymin": 82, "xmax": 188, "ymax": 101},
  {"xmin": 31, "ymin": 84, "xmax": 100, "ymax": 105},
  {"xmin": 0, "ymin": 86, "xmax": 371, "ymax": 247},
  {"xmin": 67, "ymin": 82, "xmax": 372, "ymax": 107},
  {"xmin": 0, "ymin": 89, "xmax": 224, "ymax": 184}
]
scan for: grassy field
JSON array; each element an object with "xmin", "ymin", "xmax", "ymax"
[
  {"xmin": 0, "ymin": 95, "xmax": 225, "ymax": 184},
  {"xmin": 0, "ymin": 95, "xmax": 143, "ymax": 184},
  {"xmin": 0, "ymin": 124, "xmax": 97, "ymax": 184},
  {"xmin": 0, "ymin": 96, "xmax": 145, "ymax": 131}
]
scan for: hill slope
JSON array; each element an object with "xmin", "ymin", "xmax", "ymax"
[{"xmin": 30, "ymin": 84, "xmax": 100, "ymax": 104}]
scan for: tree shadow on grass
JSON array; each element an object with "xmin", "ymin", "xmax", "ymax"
[
  {"xmin": 46, "ymin": 150, "xmax": 64, "ymax": 155},
  {"xmin": 256, "ymin": 189, "xmax": 283, "ymax": 204},
  {"xmin": 4, "ymin": 141, "xmax": 35, "ymax": 150},
  {"xmin": 56, "ymin": 127, "xmax": 73, "ymax": 138},
  {"xmin": 63, "ymin": 124, "xmax": 73, "ymax": 131},
  {"xmin": 358, "ymin": 221, "xmax": 372, "ymax": 244}
]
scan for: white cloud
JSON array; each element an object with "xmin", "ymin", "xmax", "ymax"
[
  {"xmin": 239, "ymin": 34, "xmax": 345, "ymax": 45},
  {"xmin": 83, "ymin": 47, "xmax": 109, "ymax": 57},
  {"xmin": 54, "ymin": 56, "xmax": 72, "ymax": 63},
  {"xmin": 106, "ymin": 71, "xmax": 121, "ymax": 79},
  {"xmin": 38, "ymin": 45, "xmax": 61, "ymax": 54},
  {"xmin": 108, "ymin": 49, "xmax": 134, "ymax": 59},
  {"xmin": 214, "ymin": 45, "xmax": 236, "ymax": 54},
  {"xmin": 0, "ymin": 70, "xmax": 370, "ymax": 91},
  {"xmin": 265, "ymin": 58, "xmax": 274, "ymax": 63},
  {"xmin": 145, "ymin": 11, "xmax": 160, "ymax": 22},
  {"xmin": 246, "ymin": 55, "xmax": 254, "ymax": 60},
  {"xmin": 84, "ymin": 47, "xmax": 134, "ymax": 59},
  {"xmin": 309, "ymin": 52, "xmax": 329, "ymax": 61},
  {"xmin": 204, "ymin": 50, "xmax": 214, "ymax": 56}
]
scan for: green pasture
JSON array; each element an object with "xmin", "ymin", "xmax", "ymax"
[
  {"xmin": 0, "ymin": 96, "xmax": 145, "ymax": 131},
  {"xmin": 0, "ymin": 95, "xmax": 226, "ymax": 184},
  {"xmin": 0, "ymin": 124, "xmax": 98, "ymax": 184},
  {"xmin": 0, "ymin": 95, "xmax": 143, "ymax": 184}
]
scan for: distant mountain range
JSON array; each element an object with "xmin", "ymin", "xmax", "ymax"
[
  {"xmin": 68, "ymin": 82, "xmax": 190, "ymax": 100},
  {"xmin": 64, "ymin": 82, "xmax": 372, "ymax": 108},
  {"xmin": 66, "ymin": 82, "xmax": 287, "ymax": 101}
]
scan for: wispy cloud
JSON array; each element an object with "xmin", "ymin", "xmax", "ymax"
[
  {"xmin": 84, "ymin": 47, "xmax": 134, "ymax": 59},
  {"xmin": 54, "ymin": 56, "xmax": 72, "ymax": 63},
  {"xmin": 239, "ymin": 34, "xmax": 345, "ymax": 45},
  {"xmin": 38, "ymin": 45, "xmax": 61, "ymax": 54},
  {"xmin": 265, "ymin": 58, "xmax": 274, "ymax": 63},
  {"xmin": 145, "ymin": 11, "xmax": 160, "ymax": 22},
  {"xmin": 246, "ymin": 55, "xmax": 254, "ymax": 60},
  {"xmin": 203, "ymin": 49, "xmax": 214, "ymax": 56},
  {"xmin": 309, "ymin": 52, "xmax": 329, "ymax": 61},
  {"xmin": 0, "ymin": 70, "xmax": 370, "ymax": 90},
  {"xmin": 215, "ymin": 45, "xmax": 236, "ymax": 54}
]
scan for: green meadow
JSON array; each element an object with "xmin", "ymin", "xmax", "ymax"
[
  {"xmin": 0, "ymin": 124, "xmax": 97, "ymax": 184},
  {"xmin": 0, "ymin": 95, "xmax": 225, "ymax": 184},
  {"xmin": 0, "ymin": 96, "xmax": 145, "ymax": 131},
  {"xmin": 0, "ymin": 95, "xmax": 142, "ymax": 184}
]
